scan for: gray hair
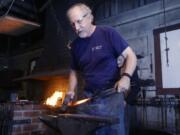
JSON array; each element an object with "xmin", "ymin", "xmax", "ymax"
[{"xmin": 66, "ymin": 3, "xmax": 92, "ymax": 17}]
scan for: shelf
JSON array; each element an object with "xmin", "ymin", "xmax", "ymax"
[
  {"xmin": 0, "ymin": 15, "xmax": 40, "ymax": 35},
  {"xmin": 14, "ymin": 69, "xmax": 69, "ymax": 81}
]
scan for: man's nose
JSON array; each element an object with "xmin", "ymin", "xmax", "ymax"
[{"xmin": 74, "ymin": 23, "xmax": 80, "ymax": 31}]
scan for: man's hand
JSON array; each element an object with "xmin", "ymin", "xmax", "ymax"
[
  {"xmin": 66, "ymin": 91, "xmax": 75, "ymax": 99},
  {"xmin": 63, "ymin": 91, "xmax": 75, "ymax": 107},
  {"xmin": 115, "ymin": 46, "xmax": 137, "ymax": 95},
  {"xmin": 114, "ymin": 76, "xmax": 130, "ymax": 94}
]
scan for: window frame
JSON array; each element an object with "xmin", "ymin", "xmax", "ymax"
[{"xmin": 153, "ymin": 23, "xmax": 180, "ymax": 94}]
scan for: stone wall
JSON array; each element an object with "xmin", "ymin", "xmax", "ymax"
[{"xmin": 96, "ymin": 0, "xmax": 180, "ymax": 97}]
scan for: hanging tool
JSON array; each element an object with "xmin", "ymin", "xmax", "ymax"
[{"xmin": 162, "ymin": 0, "xmax": 170, "ymax": 67}]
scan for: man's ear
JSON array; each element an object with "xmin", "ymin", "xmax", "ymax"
[{"xmin": 90, "ymin": 14, "xmax": 94, "ymax": 23}]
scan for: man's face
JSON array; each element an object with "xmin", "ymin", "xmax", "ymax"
[{"xmin": 68, "ymin": 6, "xmax": 92, "ymax": 38}]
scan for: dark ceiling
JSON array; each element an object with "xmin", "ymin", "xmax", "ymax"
[
  {"xmin": 0, "ymin": 0, "xmax": 49, "ymax": 55},
  {"xmin": 0, "ymin": 0, "xmax": 106, "ymax": 56},
  {"xmin": 1, "ymin": 0, "xmax": 155, "ymax": 56}
]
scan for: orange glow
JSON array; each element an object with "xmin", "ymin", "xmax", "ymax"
[
  {"xmin": 70, "ymin": 98, "xmax": 91, "ymax": 106},
  {"xmin": 45, "ymin": 91, "xmax": 63, "ymax": 107}
]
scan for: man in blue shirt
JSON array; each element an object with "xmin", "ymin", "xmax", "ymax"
[{"xmin": 66, "ymin": 3, "xmax": 137, "ymax": 135}]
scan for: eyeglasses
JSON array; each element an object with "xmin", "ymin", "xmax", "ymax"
[{"xmin": 70, "ymin": 13, "xmax": 89, "ymax": 27}]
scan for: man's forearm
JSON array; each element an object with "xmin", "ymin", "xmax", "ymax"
[
  {"xmin": 68, "ymin": 70, "xmax": 78, "ymax": 93},
  {"xmin": 115, "ymin": 47, "xmax": 137, "ymax": 92},
  {"xmin": 122, "ymin": 47, "xmax": 137, "ymax": 76}
]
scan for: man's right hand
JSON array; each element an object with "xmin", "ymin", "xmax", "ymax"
[
  {"xmin": 66, "ymin": 91, "xmax": 75, "ymax": 99},
  {"xmin": 63, "ymin": 91, "xmax": 75, "ymax": 105},
  {"xmin": 60, "ymin": 91, "xmax": 74, "ymax": 111}
]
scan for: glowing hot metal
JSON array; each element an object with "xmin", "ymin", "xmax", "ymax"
[{"xmin": 69, "ymin": 98, "xmax": 91, "ymax": 106}]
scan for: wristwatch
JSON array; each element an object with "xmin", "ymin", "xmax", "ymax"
[{"xmin": 121, "ymin": 73, "xmax": 132, "ymax": 79}]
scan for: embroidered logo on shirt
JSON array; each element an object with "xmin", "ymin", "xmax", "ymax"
[{"xmin": 92, "ymin": 45, "xmax": 102, "ymax": 52}]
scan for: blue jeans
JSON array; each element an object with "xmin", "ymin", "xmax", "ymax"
[{"xmin": 77, "ymin": 92, "xmax": 126, "ymax": 135}]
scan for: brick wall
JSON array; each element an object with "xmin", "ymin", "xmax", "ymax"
[{"xmin": 12, "ymin": 104, "xmax": 49, "ymax": 135}]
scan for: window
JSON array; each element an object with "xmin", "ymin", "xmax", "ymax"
[{"xmin": 154, "ymin": 23, "xmax": 180, "ymax": 94}]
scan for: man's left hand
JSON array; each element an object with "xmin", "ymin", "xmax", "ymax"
[{"xmin": 114, "ymin": 76, "xmax": 130, "ymax": 94}]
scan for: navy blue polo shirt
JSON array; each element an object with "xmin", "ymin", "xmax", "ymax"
[{"xmin": 70, "ymin": 26, "xmax": 128, "ymax": 93}]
